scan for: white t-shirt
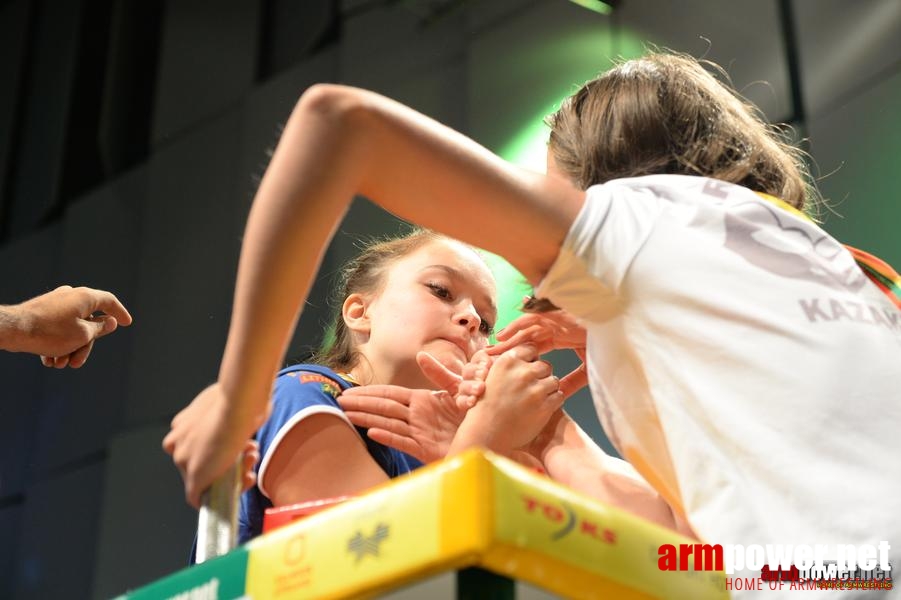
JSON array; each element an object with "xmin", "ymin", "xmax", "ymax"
[{"xmin": 537, "ymin": 174, "xmax": 901, "ymax": 589}]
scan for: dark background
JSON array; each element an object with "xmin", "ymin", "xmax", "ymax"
[{"xmin": 0, "ymin": 1, "xmax": 898, "ymax": 597}]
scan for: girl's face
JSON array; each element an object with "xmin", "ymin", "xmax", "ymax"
[{"xmin": 347, "ymin": 239, "xmax": 497, "ymax": 388}]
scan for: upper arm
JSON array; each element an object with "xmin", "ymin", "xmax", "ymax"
[
  {"xmin": 262, "ymin": 413, "xmax": 389, "ymax": 506},
  {"xmin": 292, "ymin": 84, "xmax": 587, "ymax": 284}
]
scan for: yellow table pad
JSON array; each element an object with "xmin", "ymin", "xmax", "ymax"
[{"xmin": 120, "ymin": 449, "xmax": 727, "ymax": 599}]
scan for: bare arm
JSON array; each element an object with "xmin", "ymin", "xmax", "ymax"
[
  {"xmin": 529, "ymin": 411, "xmax": 696, "ymax": 537},
  {"xmin": 263, "ymin": 415, "xmax": 389, "ymax": 506},
  {"xmin": 165, "ymin": 84, "xmax": 584, "ymax": 505},
  {"xmin": 221, "ymin": 84, "xmax": 583, "ymax": 417}
]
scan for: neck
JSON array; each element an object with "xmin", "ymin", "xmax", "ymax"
[{"xmin": 349, "ymin": 356, "xmax": 433, "ymax": 389}]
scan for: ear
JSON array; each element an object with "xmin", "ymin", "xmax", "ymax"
[{"xmin": 342, "ymin": 292, "xmax": 371, "ymax": 334}]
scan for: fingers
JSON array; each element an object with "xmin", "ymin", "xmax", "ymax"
[
  {"xmin": 338, "ymin": 398, "xmax": 407, "ymax": 422},
  {"xmin": 495, "ymin": 314, "xmax": 545, "ymax": 341},
  {"xmin": 67, "ymin": 341, "xmax": 94, "ymax": 369},
  {"xmin": 416, "ymin": 351, "xmax": 461, "ymax": 393},
  {"xmin": 342, "ymin": 410, "xmax": 408, "ymax": 433},
  {"xmin": 559, "ymin": 363, "xmax": 588, "ymax": 399},
  {"xmin": 455, "ymin": 393, "xmax": 478, "ymax": 410},
  {"xmin": 241, "ymin": 441, "xmax": 260, "ymax": 492},
  {"xmin": 161, "ymin": 427, "xmax": 177, "ymax": 455},
  {"xmin": 547, "ymin": 389, "xmax": 566, "ymax": 411},
  {"xmin": 186, "ymin": 479, "xmax": 202, "ymax": 509},
  {"xmin": 90, "ymin": 314, "xmax": 120, "ymax": 338},
  {"xmin": 241, "ymin": 470, "xmax": 257, "ymax": 492},
  {"xmin": 341, "ymin": 385, "xmax": 414, "ymax": 406},
  {"xmin": 453, "ymin": 354, "xmax": 491, "ymax": 410},
  {"xmin": 487, "ymin": 324, "xmax": 546, "ymax": 354},
  {"xmin": 535, "ymin": 373, "xmax": 561, "ymax": 396},
  {"xmin": 504, "ymin": 343, "xmax": 538, "ymax": 362},
  {"xmin": 84, "ymin": 288, "xmax": 133, "ymax": 326},
  {"xmin": 461, "ymin": 359, "xmax": 489, "ymax": 382},
  {"xmin": 457, "ymin": 379, "xmax": 485, "ymax": 398},
  {"xmin": 76, "ymin": 313, "xmax": 119, "ymax": 351},
  {"xmin": 532, "ymin": 359, "xmax": 552, "ymax": 379},
  {"xmin": 40, "ymin": 344, "xmax": 92, "ymax": 369},
  {"xmin": 338, "ymin": 386, "xmax": 424, "ymax": 425},
  {"xmin": 469, "ymin": 348, "xmax": 491, "ymax": 364},
  {"xmin": 365, "ymin": 428, "xmax": 421, "ymax": 460}
]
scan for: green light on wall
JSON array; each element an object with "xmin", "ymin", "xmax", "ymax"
[
  {"xmin": 471, "ymin": 22, "xmax": 642, "ymax": 334},
  {"xmin": 480, "ymin": 100, "xmax": 562, "ymax": 337},
  {"xmin": 567, "ymin": 0, "xmax": 614, "ymax": 16},
  {"xmin": 497, "ymin": 99, "xmax": 561, "ymax": 173}
]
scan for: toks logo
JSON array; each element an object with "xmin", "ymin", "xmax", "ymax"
[{"xmin": 521, "ymin": 495, "xmax": 616, "ymax": 544}]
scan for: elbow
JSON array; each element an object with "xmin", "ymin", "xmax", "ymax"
[{"xmin": 295, "ymin": 83, "xmax": 369, "ymax": 129}]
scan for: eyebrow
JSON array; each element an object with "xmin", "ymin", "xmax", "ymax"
[{"xmin": 421, "ymin": 264, "xmax": 498, "ymax": 319}]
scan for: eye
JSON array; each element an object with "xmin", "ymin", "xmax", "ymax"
[
  {"xmin": 425, "ymin": 282, "xmax": 452, "ymax": 300},
  {"xmin": 479, "ymin": 319, "xmax": 494, "ymax": 336}
]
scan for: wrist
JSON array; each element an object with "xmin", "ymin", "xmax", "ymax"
[
  {"xmin": 214, "ymin": 374, "xmax": 274, "ymax": 437},
  {"xmin": 522, "ymin": 410, "xmax": 568, "ymax": 460},
  {"xmin": 507, "ymin": 450, "xmax": 546, "ymax": 474},
  {"xmin": 448, "ymin": 406, "xmax": 515, "ymax": 457},
  {"xmin": 0, "ymin": 304, "xmax": 28, "ymax": 352}
]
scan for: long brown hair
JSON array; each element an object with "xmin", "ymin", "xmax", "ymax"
[{"xmin": 546, "ymin": 52, "xmax": 814, "ymax": 211}]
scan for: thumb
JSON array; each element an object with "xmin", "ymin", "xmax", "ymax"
[
  {"xmin": 416, "ymin": 351, "xmax": 461, "ymax": 394},
  {"xmin": 559, "ymin": 363, "xmax": 587, "ymax": 399},
  {"xmin": 89, "ymin": 315, "xmax": 119, "ymax": 339}
]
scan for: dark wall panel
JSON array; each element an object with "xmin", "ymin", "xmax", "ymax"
[
  {"xmin": 125, "ymin": 109, "xmax": 244, "ymax": 426},
  {"xmin": 5, "ymin": 1, "xmax": 82, "ymax": 235},
  {"xmin": 13, "ymin": 462, "xmax": 105, "ymax": 600},
  {"xmin": 617, "ymin": 0, "xmax": 792, "ymax": 123},
  {"xmin": 794, "ymin": 0, "xmax": 901, "ymax": 119},
  {"xmin": 0, "ymin": 504, "xmax": 23, "ymax": 600},
  {"xmin": 0, "ymin": 0, "xmax": 31, "ymax": 230},
  {"xmin": 151, "ymin": 0, "xmax": 261, "ymax": 146},
  {"xmin": 341, "ymin": 2, "xmax": 467, "ymax": 94},
  {"xmin": 241, "ymin": 48, "xmax": 342, "ymax": 361},
  {"xmin": 809, "ymin": 72, "xmax": 901, "ymax": 266},
  {"xmin": 91, "ymin": 426, "xmax": 196, "ymax": 599},
  {"xmin": 0, "ymin": 225, "xmax": 61, "ymax": 498},
  {"xmin": 30, "ymin": 170, "xmax": 142, "ymax": 474}
]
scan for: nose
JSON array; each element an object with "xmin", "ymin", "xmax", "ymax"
[{"xmin": 454, "ymin": 302, "xmax": 481, "ymax": 334}]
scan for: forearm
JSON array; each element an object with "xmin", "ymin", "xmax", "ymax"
[
  {"xmin": 446, "ymin": 402, "xmax": 513, "ymax": 457},
  {"xmin": 0, "ymin": 305, "xmax": 21, "ymax": 351},
  {"xmin": 217, "ymin": 89, "xmax": 366, "ymax": 418},
  {"xmin": 531, "ymin": 413, "xmax": 691, "ymax": 535}
]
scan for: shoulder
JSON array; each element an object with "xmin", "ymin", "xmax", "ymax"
[
  {"xmin": 261, "ymin": 364, "xmax": 352, "ymax": 431},
  {"xmin": 256, "ymin": 364, "xmax": 358, "ymax": 459},
  {"xmin": 274, "ymin": 363, "xmax": 349, "ymax": 397}
]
